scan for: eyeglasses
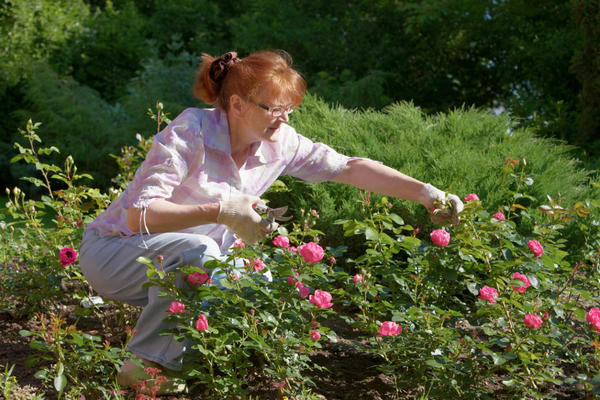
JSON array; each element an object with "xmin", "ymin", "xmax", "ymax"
[{"xmin": 248, "ymin": 99, "xmax": 294, "ymax": 118}]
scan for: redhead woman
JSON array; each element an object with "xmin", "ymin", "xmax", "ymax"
[{"xmin": 79, "ymin": 50, "xmax": 463, "ymax": 393}]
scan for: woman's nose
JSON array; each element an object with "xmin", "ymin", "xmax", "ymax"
[{"xmin": 277, "ymin": 111, "xmax": 290, "ymax": 122}]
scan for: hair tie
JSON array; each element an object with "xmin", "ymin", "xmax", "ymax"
[{"xmin": 209, "ymin": 51, "xmax": 241, "ymax": 84}]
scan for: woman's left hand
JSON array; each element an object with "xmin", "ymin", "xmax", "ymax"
[{"xmin": 420, "ymin": 183, "xmax": 464, "ymax": 224}]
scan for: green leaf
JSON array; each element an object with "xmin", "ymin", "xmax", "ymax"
[
  {"xmin": 136, "ymin": 256, "xmax": 154, "ymax": 268},
  {"xmin": 574, "ymin": 308, "xmax": 586, "ymax": 322},
  {"xmin": 466, "ymin": 282, "xmax": 479, "ymax": 296},
  {"xmin": 55, "ymin": 362, "xmax": 64, "ymax": 376},
  {"xmin": 54, "ymin": 373, "xmax": 67, "ymax": 392},
  {"xmin": 425, "ymin": 359, "xmax": 443, "ymax": 368},
  {"xmin": 528, "ymin": 274, "xmax": 539, "ymax": 288},
  {"xmin": 34, "ymin": 369, "xmax": 48, "ymax": 380},
  {"xmin": 518, "ymin": 351, "xmax": 531, "ymax": 364},
  {"xmin": 553, "ymin": 306, "xmax": 564, "ymax": 318},
  {"xmin": 365, "ymin": 228, "xmax": 379, "ymax": 240},
  {"xmin": 491, "ymin": 352, "xmax": 507, "ymax": 365},
  {"xmin": 389, "ymin": 213, "xmax": 404, "ymax": 225},
  {"xmin": 501, "ymin": 248, "xmax": 513, "ymax": 260},
  {"xmin": 38, "ymin": 146, "xmax": 60, "ymax": 155}
]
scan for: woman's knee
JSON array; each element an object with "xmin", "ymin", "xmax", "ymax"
[{"xmin": 165, "ymin": 234, "xmax": 222, "ymax": 271}]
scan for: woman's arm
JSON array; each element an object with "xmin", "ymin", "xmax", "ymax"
[
  {"xmin": 330, "ymin": 159, "xmax": 463, "ymax": 222},
  {"xmin": 330, "ymin": 159, "xmax": 430, "ymax": 206},
  {"xmin": 127, "ymin": 200, "xmax": 220, "ymax": 233}
]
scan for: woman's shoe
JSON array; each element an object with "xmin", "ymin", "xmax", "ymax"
[{"xmin": 117, "ymin": 359, "xmax": 188, "ymax": 395}]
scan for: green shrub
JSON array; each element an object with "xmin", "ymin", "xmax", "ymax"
[
  {"xmin": 0, "ymin": 0, "xmax": 89, "ymax": 90},
  {"xmin": 12, "ymin": 65, "xmax": 128, "ymax": 190},
  {"xmin": 118, "ymin": 48, "xmax": 201, "ymax": 136},
  {"xmin": 52, "ymin": 0, "xmax": 152, "ymax": 101}
]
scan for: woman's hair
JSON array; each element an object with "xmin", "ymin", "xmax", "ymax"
[{"xmin": 193, "ymin": 50, "xmax": 306, "ymax": 110}]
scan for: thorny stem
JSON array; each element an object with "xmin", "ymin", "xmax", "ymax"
[
  {"xmin": 26, "ymin": 131, "xmax": 54, "ymax": 201},
  {"xmin": 557, "ymin": 263, "xmax": 582, "ymax": 297},
  {"xmin": 498, "ymin": 296, "xmax": 516, "ymax": 334},
  {"xmin": 469, "ymin": 219, "xmax": 492, "ymax": 273},
  {"xmin": 376, "ymin": 339, "xmax": 400, "ymax": 398},
  {"xmin": 201, "ymin": 335, "xmax": 216, "ymax": 389}
]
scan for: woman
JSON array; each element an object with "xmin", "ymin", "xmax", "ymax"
[{"xmin": 79, "ymin": 50, "xmax": 463, "ymax": 392}]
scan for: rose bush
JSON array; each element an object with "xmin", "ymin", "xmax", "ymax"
[{"xmin": 3, "ymin": 116, "xmax": 600, "ymax": 399}]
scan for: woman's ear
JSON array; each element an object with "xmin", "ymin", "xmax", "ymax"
[{"xmin": 229, "ymin": 94, "xmax": 245, "ymax": 118}]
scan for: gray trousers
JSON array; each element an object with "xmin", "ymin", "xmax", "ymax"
[{"xmin": 79, "ymin": 229, "xmax": 223, "ymax": 370}]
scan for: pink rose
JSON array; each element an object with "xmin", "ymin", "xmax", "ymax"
[
  {"xmin": 289, "ymin": 246, "xmax": 298, "ymax": 253},
  {"xmin": 527, "ymin": 240, "xmax": 544, "ymax": 258},
  {"xmin": 378, "ymin": 321, "xmax": 402, "ymax": 337},
  {"xmin": 298, "ymin": 242, "xmax": 325, "ymax": 264},
  {"xmin": 492, "ymin": 212, "xmax": 505, "ymax": 221},
  {"xmin": 187, "ymin": 268, "xmax": 211, "ymax": 285},
  {"xmin": 310, "ymin": 209, "xmax": 319, "ymax": 217},
  {"xmin": 233, "ymin": 238, "xmax": 245, "ymax": 248},
  {"xmin": 195, "ymin": 314, "xmax": 209, "ymax": 331},
  {"xmin": 586, "ymin": 308, "xmax": 600, "ymax": 332},
  {"xmin": 353, "ymin": 274, "xmax": 363, "ymax": 283},
  {"xmin": 523, "ymin": 313, "xmax": 543, "ymax": 329},
  {"xmin": 464, "ymin": 193, "xmax": 480, "ymax": 202},
  {"xmin": 328, "ymin": 256, "xmax": 336, "ymax": 264},
  {"xmin": 252, "ymin": 258, "xmax": 265, "ymax": 272},
  {"xmin": 309, "ymin": 289, "xmax": 333, "ymax": 309},
  {"xmin": 586, "ymin": 307, "xmax": 600, "ymax": 324},
  {"xmin": 511, "ymin": 272, "xmax": 531, "ymax": 293},
  {"xmin": 59, "ymin": 246, "xmax": 78, "ymax": 266},
  {"xmin": 167, "ymin": 301, "xmax": 187, "ymax": 314},
  {"xmin": 299, "ymin": 286, "xmax": 311, "ymax": 299},
  {"xmin": 310, "ymin": 330, "xmax": 321, "ymax": 340},
  {"xmin": 478, "ymin": 286, "xmax": 499, "ymax": 304},
  {"xmin": 430, "ymin": 229, "xmax": 450, "ymax": 247},
  {"xmin": 272, "ymin": 235, "xmax": 290, "ymax": 248},
  {"xmin": 231, "ymin": 274, "xmax": 238, "ymax": 281}
]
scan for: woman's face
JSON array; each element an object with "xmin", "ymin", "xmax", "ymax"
[{"xmin": 240, "ymin": 93, "xmax": 294, "ymax": 144}]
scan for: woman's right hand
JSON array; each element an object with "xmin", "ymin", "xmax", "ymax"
[{"xmin": 217, "ymin": 195, "xmax": 278, "ymax": 243}]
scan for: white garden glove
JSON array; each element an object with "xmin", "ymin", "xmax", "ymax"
[
  {"xmin": 420, "ymin": 183, "xmax": 464, "ymax": 224},
  {"xmin": 217, "ymin": 195, "xmax": 278, "ymax": 243}
]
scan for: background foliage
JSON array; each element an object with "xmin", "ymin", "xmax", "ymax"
[{"xmin": 1, "ymin": 0, "xmax": 599, "ymax": 192}]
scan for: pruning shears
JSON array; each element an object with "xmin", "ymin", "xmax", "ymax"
[{"xmin": 253, "ymin": 203, "xmax": 293, "ymax": 223}]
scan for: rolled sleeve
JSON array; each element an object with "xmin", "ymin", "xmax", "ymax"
[
  {"xmin": 282, "ymin": 133, "xmax": 373, "ymax": 183},
  {"xmin": 127, "ymin": 111, "xmax": 200, "ymax": 209}
]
